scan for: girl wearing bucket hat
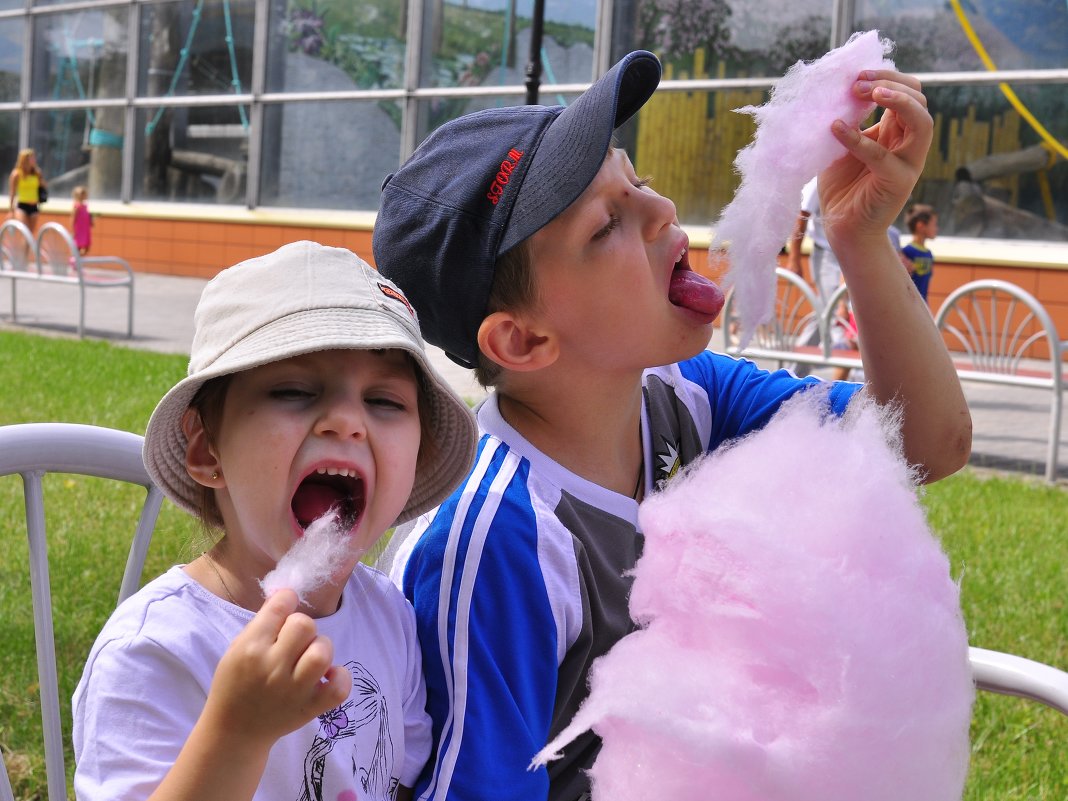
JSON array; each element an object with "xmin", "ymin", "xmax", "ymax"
[{"xmin": 72, "ymin": 241, "xmax": 477, "ymax": 801}]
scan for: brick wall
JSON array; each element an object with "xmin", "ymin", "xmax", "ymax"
[{"xmin": 36, "ymin": 208, "xmax": 1068, "ymax": 337}]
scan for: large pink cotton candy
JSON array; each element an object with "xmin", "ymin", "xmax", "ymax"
[
  {"xmin": 714, "ymin": 30, "xmax": 894, "ymax": 346},
  {"xmin": 532, "ymin": 391, "xmax": 974, "ymax": 801}
]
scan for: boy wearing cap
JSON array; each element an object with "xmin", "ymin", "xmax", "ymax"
[
  {"xmin": 73, "ymin": 242, "xmax": 478, "ymax": 801},
  {"xmin": 373, "ymin": 52, "xmax": 970, "ymax": 801}
]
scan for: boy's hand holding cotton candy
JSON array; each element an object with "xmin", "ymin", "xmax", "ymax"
[
  {"xmin": 531, "ymin": 391, "xmax": 974, "ymax": 801},
  {"xmin": 818, "ymin": 70, "xmax": 931, "ymax": 252},
  {"xmin": 203, "ymin": 589, "xmax": 351, "ymax": 743}
]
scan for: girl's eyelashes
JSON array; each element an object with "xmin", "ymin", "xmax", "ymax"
[
  {"xmin": 634, "ymin": 176, "xmax": 653, "ymax": 189},
  {"xmin": 366, "ymin": 395, "xmax": 408, "ymax": 411},
  {"xmin": 269, "ymin": 385, "xmax": 315, "ymax": 401}
]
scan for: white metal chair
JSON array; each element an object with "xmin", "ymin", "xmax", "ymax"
[
  {"xmin": 934, "ymin": 279, "xmax": 1066, "ymax": 481},
  {"xmin": 36, "ymin": 222, "xmax": 135, "ymax": 339},
  {"xmin": 0, "ymin": 218, "xmax": 37, "ymax": 319},
  {"xmin": 721, "ymin": 267, "xmax": 824, "ymax": 370},
  {"xmin": 0, "ymin": 423, "xmax": 165, "ymax": 801},
  {"xmin": 970, "ymin": 647, "xmax": 1068, "ymax": 715}
]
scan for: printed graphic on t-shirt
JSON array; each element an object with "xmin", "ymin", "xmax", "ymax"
[
  {"xmin": 911, "ymin": 254, "xmax": 933, "ymax": 276},
  {"xmin": 655, "ymin": 437, "xmax": 681, "ymax": 484},
  {"xmin": 299, "ymin": 661, "xmax": 399, "ymax": 801},
  {"xmin": 643, "ymin": 374, "xmax": 703, "ymax": 489}
]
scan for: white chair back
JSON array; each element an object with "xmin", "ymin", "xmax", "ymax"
[{"xmin": 0, "ymin": 423, "xmax": 164, "ymax": 801}]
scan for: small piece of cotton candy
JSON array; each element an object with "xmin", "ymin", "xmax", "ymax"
[
  {"xmin": 713, "ymin": 30, "xmax": 895, "ymax": 346},
  {"xmin": 532, "ymin": 390, "xmax": 974, "ymax": 801},
  {"xmin": 259, "ymin": 510, "xmax": 355, "ymax": 604}
]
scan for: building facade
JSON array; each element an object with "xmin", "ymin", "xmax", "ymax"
[{"xmin": 1, "ymin": 0, "xmax": 1065, "ymax": 317}]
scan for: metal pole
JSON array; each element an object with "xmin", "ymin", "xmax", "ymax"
[{"xmin": 524, "ymin": 0, "xmax": 545, "ymax": 104}]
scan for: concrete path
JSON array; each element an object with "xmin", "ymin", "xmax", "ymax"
[{"xmin": 3, "ymin": 271, "xmax": 1064, "ymax": 484}]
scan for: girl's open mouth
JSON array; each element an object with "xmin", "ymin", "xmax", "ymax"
[{"xmin": 291, "ymin": 467, "xmax": 365, "ymax": 534}]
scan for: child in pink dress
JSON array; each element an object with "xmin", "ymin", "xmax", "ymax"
[{"xmin": 71, "ymin": 185, "xmax": 92, "ymax": 255}]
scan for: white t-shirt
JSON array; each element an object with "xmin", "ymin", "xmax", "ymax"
[
  {"xmin": 73, "ymin": 564, "xmax": 431, "ymax": 801},
  {"xmin": 800, "ymin": 176, "xmax": 829, "ymax": 251}
]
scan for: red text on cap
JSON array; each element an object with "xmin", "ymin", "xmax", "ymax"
[{"xmin": 486, "ymin": 148, "xmax": 524, "ymax": 206}]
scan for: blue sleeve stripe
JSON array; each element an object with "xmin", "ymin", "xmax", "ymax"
[{"xmin": 420, "ymin": 440, "xmax": 524, "ymax": 801}]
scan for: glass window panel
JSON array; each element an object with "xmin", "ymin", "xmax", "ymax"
[
  {"xmin": 917, "ymin": 84, "xmax": 1068, "ymax": 241},
  {"xmin": 134, "ymin": 105, "xmax": 249, "ymax": 203},
  {"xmin": 0, "ymin": 111, "xmax": 20, "ymax": 180},
  {"xmin": 0, "ymin": 0, "xmax": 24, "ymax": 10},
  {"xmin": 411, "ymin": 88, "xmax": 755, "ymax": 227},
  {"xmin": 414, "ymin": 91, "xmax": 580, "ymax": 150},
  {"xmin": 0, "ymin": 18, "xmax": 23, "ymax": 102},
  {"xmin": 31, "ymin": 8, "xmax": 129, "ymax": 101},
  {"xmin": 29, "ymin": 107, "xmax": 122, "ymax": 201},
  {"xmin": 139, "ymin": 0, "xmax": 254, "ymax": 98},
  {"xmin": 258, "ymin": 99, "xmax": 402, "ymax": 210},
  {"xmin": 630, "ymin": 80, "xmax": 1068, "ymax": 240},
  {"xmin": 618, "ymin": 85, "xmax": 768, "ymax": 226},
  {"xmin": 417, "ymin": 0, "xmax": 596, "ymax": 93},
  {"xmin": 266, "ymin": 0, "xmax": 407, "ymax": 92},
  {"xmin": 857, "ymin": 0, "xmax": 1068, "ymax": 73},
  {"xmin": 612, "ymin": 0, "xmax": 830, "ymax": 81}
]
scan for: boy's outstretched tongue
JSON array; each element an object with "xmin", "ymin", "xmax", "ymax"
[{"xmin": 669, "ymin": 269, "xmax": 725, "ymax": 317}]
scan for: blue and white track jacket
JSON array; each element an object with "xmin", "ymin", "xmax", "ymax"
[{"xmin": 391, "ymin": 351, "xmax": 860, "ymax": 801}]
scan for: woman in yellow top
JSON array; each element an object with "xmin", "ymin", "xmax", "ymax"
[{"xmin": 8, "ymin": 148, "xmax": 48, "ymax": 237}]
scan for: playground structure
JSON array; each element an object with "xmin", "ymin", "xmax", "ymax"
[{"xmin": 44, "ymin": 0, "xmax": 250, "ymax": 204}]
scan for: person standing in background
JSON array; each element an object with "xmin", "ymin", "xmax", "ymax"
[
  {"xmin": 788, "ymin": 176, "xmax": 840, "ymax": 307},
  {"xmin": 8, "ymin": 148, "xmax": 47, "ymax": 238},
  {"xmin": 902, "ymin": 203, "xmax": 938, "ymax": 304},
  {"xmin": 71, "ymin": 185, "xmax": 93, "ymax": 255}
]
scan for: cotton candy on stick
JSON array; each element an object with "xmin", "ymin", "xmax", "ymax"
[
  {"xmin": 531, "ymin": 391, "xmax": 974, "ymax": 801},
  {"xmin": 260, "ymin": 507, "xmax": 360, "ymax": 604},
  {"xmin": 714, "ymin": 30, "xmax": 894, "ymax": 346}
]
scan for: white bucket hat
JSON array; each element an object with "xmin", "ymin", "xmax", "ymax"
[{"xmin": 142, "ymin": 240, "xmax": 478, "ymax": 525}]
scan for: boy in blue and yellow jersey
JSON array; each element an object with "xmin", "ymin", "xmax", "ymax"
[{"xmin": 903, "ymin": 202, "xmax": 939, "ymax": 303}]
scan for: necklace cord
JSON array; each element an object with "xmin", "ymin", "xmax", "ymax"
[{"xmin": 202, "ymin": 550, "xmax": 239, "ymax": 605}]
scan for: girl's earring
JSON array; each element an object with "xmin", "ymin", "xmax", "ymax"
[{"xmin": 211, "ymin": 470, "xmax": 219, "ymax": 481}]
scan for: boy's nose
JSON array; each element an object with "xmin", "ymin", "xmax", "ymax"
[{"xmin": 641, "ymin": 189, "xmax": 678, "ymax": 241}]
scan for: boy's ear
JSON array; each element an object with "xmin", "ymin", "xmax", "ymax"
[
  {"xmin": 477, "ymin": 310, "xmax": 558, "ymax": 372},
  {"xmin": 182, "ymin": 407, "xmax": 223, "ymax": 488}
]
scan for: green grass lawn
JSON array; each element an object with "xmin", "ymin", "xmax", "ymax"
[{"xmin": 1, "ymin": 329, "xmax": 1067, "ymax": 800}]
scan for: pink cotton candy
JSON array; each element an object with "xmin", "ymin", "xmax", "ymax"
[
  {"xmin": 714, "ymin": 30, "xmax": 895, "ymax": 345},
  {"xmin": 532, "ymin": 391, "xmax": 974, "ymax": 801},
  {"xmin": 259, "ymin": 509, "xmax": 358, "ymax": 604}
]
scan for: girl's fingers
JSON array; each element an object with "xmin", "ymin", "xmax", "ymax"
[
  {"xmin": 274, "ymin": 610, "xmax": 320, "ymax": 662},
  {"xmin": 292, "ymin": 633, "xmax": 337, "ymax": 686},
  {"xmin": 316, "ymin": 664, "xmax": 353, "ymax": 713},
  {"xmin": 227, "ymin": 588, "xmax": 299, "ymax": 654},
  {"xmin": 252, "ymin": 588, "xmax": 300, "ymax": 631}
]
